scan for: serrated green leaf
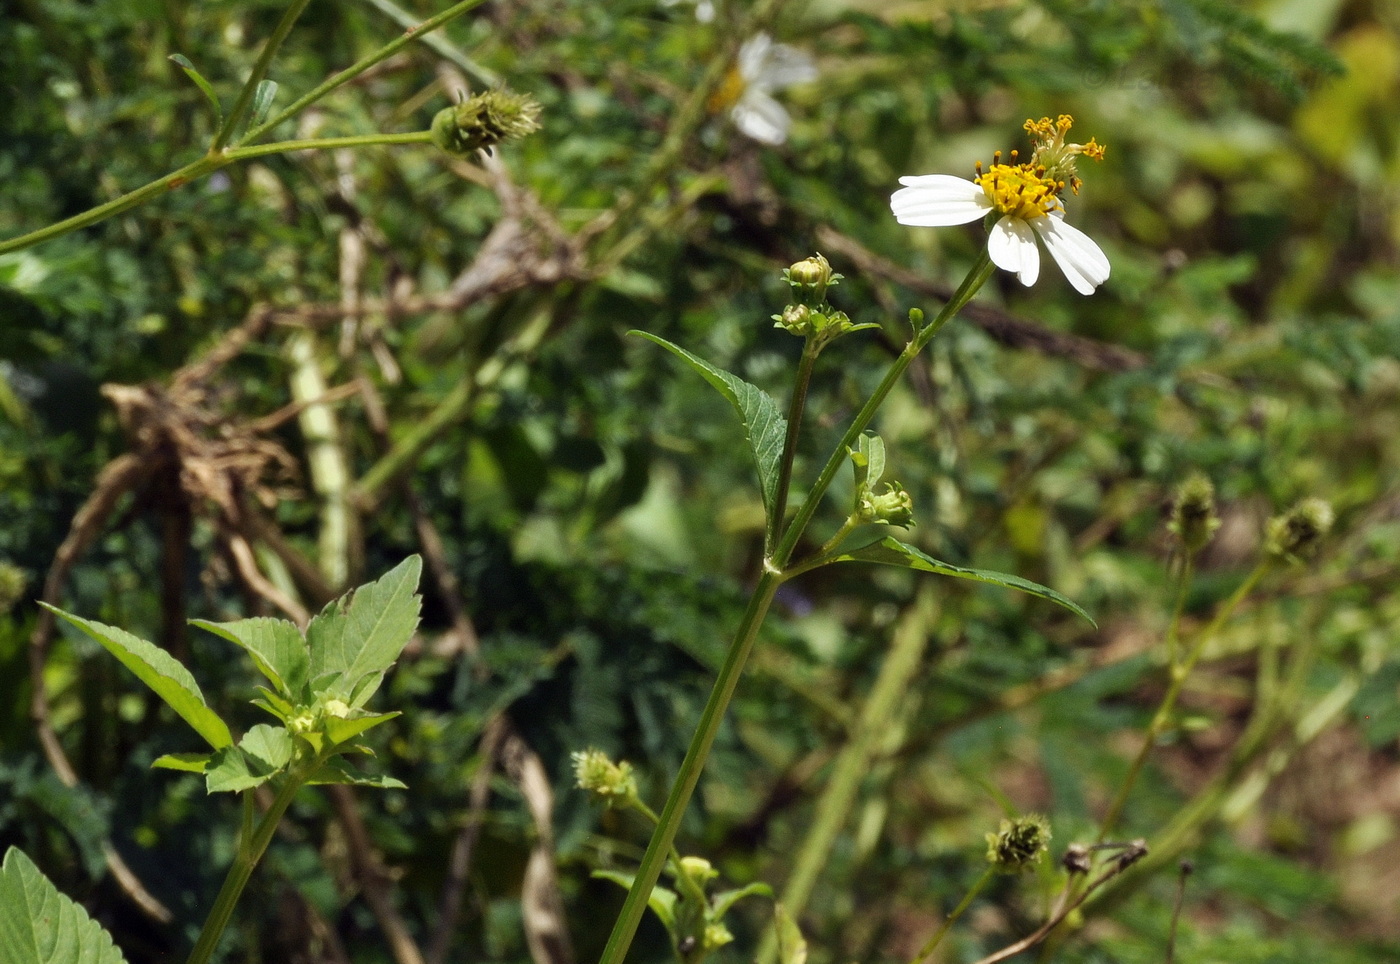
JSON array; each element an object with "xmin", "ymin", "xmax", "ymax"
[
  {"xmin": 829, "ymin": 537, "xmax": 1096, "ymax": 625},
  {"xmin": 204, "ymin": 725, "xmax": 293, "ymax": 793},
  {"xmin": 168, "ymin": 53, "xmax": 222, "ymax": 130},
  {"xmin": 773, "ymin": 903, "xmax": 807, "ymax": 964},
  {"xmin": 248, "ymin": 79, "xmax": 278, "ymax": 129},
  {"xmin": 192, "ymin": 617, "xmax": 308, "ymax": 698},
  {"xmin": 306, "ymin": 556, "xmax": 423, "ymax": 708},
  {"xmin": 631, "ymin": 331, "xmax": 788, "ymax": 522},
  {"xmin": 0, "ymin": 848, "xmax": 129, "ymax": 964},
  {"xmin": 304, "ymin": 758, "xmax": 405, "ymax": 790},
  {"xmin": 592, "ymin": 870, "xmax": 678, "ymax": 935},
  {"xmin": 41, "ymin": 604, "xmax": 233, "ymax": 750},
  {"xmin": 709, "ymin": 881, "xmax": 773, "ymax": 919},
  {"xmin": 151, "ymin": 753, "xmax": 212, "ymax": 773},
  {"xmin": 324, "ymin": 711, "xmax": 400, "ymax": 747}
]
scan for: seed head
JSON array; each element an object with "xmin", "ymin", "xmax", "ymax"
[
  {"xmin": 986, "ymin": 815, "xmax": 1052, "ymax": 874},
  {"xmin": 1265, "ymin": 497, "xmax": 1334, "ymax": 564},
  {"xmin": 431, "ymin": 88, "xmax": 542, "ymax": 156}
]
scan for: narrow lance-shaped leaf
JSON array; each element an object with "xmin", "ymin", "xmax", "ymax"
[
  {"xmin": 307, "ymin": 556, "xmax": 423, "ymax": 707},
  {"xmin": 0, "ymin": 847, "xmax": 129, "ymax": 964},
  {"xmin": 592, "ymin": 870, "xmax": 678, "ymax": 934},
  {"xmin": 247, "ymin": 79, "xmax": 279, "ymax": 131},
  {"xmin": 830, "ymin": 536, "xmax": 1096, "ymax": 626},
  {"xmin": 168, "ymin": 53, "xmax": 222, "ymax": 130},
  {"xmin": 305, "ymin": 758, "xmax": 406, "ymax": 790},
  {"xmin": 40, "ymin": 604, "xmax": 233, "ymax": 750},
  {"xmin": 191, "ymin": 616, "xmax": 308, "ymax": 698},
  {"xmin": 630, "ymin": 331, "xmax": 788, "ymax": 522}
]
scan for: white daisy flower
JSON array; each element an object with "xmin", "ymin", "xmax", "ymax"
[
  {"xmin": 661, "ymin": 0, "xmax": 715, "ymax": 23},
  {"xmin": 711, "ymin": 34, "xmax": 817, "ymax": 146},
  {"xmin": 890, "ymin": 115, "xmax": 1110, "ymax": 295}
]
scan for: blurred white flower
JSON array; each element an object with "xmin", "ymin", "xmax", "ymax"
[
  {"xmin": 714, "ymin": 34, "xmax": 817, "ymax": 146},
  {"xmin": 661, "ymin": 0, "xmax": 715, "ymax": 23},
  {"xmin": 890, "ymin": 115, "xmax": 1110, "ymax": 294}
]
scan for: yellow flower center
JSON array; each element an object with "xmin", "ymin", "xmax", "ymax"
[
  {"xmin": 708, "ymin": 67, "xmax": 747, "ymax": 113},
  {"xmin": 974, "ymin": 157, "xmax": 1063, "ymax": 221}
]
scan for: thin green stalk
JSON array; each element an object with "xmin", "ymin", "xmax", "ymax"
[
  {"xmin": 212, "ymin": 0, "xmax": 316, "ymax": 151},
  {"xmin": 598, "ymin": 570, "xmax": 784, "ymax": 964},
  {"xmin": 243, "ymin": 0, "xmax": 492, "ymax": 144},
  {"xmin": 356, "ymin": 0, "xmax": 500, "ymax": 86},
  {"xmin": 1096, "ymin": 559, "xmax": 1272, "ymax": 841},
  {"xmin": 1164, "ymin": 556, "xmax": 1193, "ymax": 670},
  {"xmin": 756, "ymin": 590, "xmax": 938, "ymax": 964},
  {"xmin": 627, "ymin": 799, "xmax": 710, "ymax": 908},
  {"xmin": 186, "ymin": 774, "xmax": 306, "ymax": 964},
  {"xmin": 227, "ymin": 131, "xmax": 434, "ymax": 159},
  {"xmin": 773, "ymin": 251, "xmax": 995, "ymax": 569},
  {"xmin": 767, "ymin": 341, "xmax": 820, "ymax": 556},
  {"xmin": 912, "ymin": 866, "xmax": 996, "ymax": 964}
]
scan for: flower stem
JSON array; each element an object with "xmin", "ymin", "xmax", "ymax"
[
  {"xmin": 212, "ymin": 0, "xmax": 315, "ymax": 151},
  {"xmin": 1096, "ymin": 559, "xmax": 1272, "ymax": 841},
  {"xmin": 911, "ymin": 865, "xmax": 995, "ymax": 964},
  {"xmin": 597, "ymin": 569, "xmax": 784, "ymax": 964},
  {"xmin": 772, "ymin": 250, "xmax": 994, "ymax": 569},
  {"xmin": 768, "ymin": 340, "xmax": 820, "ymax": 556},
  {"xmin": 185, "ymin": 775, "xmax": 306, "ymax": 964}
]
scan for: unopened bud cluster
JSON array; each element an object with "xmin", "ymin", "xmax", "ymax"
[
  {"xmin": 1167, "ymin": 473, "xmax": 1220, "ymax": 554},
  {"xmin": 857, "ymin": 482, "xmax": 915, "ymax": 527},
  {"xmin": 431, "ymin": 88, "xmax": 542, "ymax": 156},
  {"xmin": 572, "ymin": 748, "xmax": 638, "ymax": 805},
  {"xmin": 773, "ymin": 254, "xmax": 875, "ymax": 346},
  {"xmin": 1265, "ymin": 497, "xmax": 1334, "ymax": 564},
  {"xmin": 986, "ymin": 815, "xmax": 1051, "ymax": 874}
]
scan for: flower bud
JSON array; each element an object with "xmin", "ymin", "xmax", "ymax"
[
  {"xmin": 571, "ymin": 748, "xmax": 637, "ymax": 804},
  {"xmin": 431, "ymin": 88, "xmax": 542, "ymax": 156},
  {"xmin": 782, "ymin": 253, "xmax": 841, "ymax": 304},
  {"xmin": 773, "ymin": 303, "xmax": 814, "ymax": 336},
  {"xmin": 679, "ymin": 855, "xmax": 718, "ymax": 883},
  {"xmin": 323, "ymin": 698, "xmax": 352, "ymax": 719},
  {"xmin": 1264, "ymin": 497, "xmax": 1334, "ymax": 563},
  {"xmin": 1166, "ymin": 473, "xmax": 1220, "ymax": 554},
  {"xmin": 703, "ymin": 922, "xmax": 734, "ymax": 950},
  {"xmin": 986, "ymin": 815, "xmax": 1051, "ymax": 874},
  {"xmin": 857, "ymin": 482, "xmax": 915, "ymax": 528}
]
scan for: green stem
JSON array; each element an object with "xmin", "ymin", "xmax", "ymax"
[
  {"xmin": 243, "ymin": 0, "xmax": 492, "ymax": 144},
  {"xmin": 628, "ymin": 800, "xmax": 710, "ymax": 909},
  {"xmin": 1095, "ymin": 559, "xmax": 1272, "ymax": 841},
  {"xmin": 0, "ymin": 133, "xmax": 432, "ymax": 256},
  {"xmin": 767, "ymin": 340, "xmax": 820, "ymax": 556},
  {"xmin": 186, "ymin": 775, "xmax": 306, "ymax": 964},
  {"xmin": 212, "ymin": 0, "xmax": 315, "ymax": 151},
  {"xmin": 598, "ymin": 570, "xmax": 784, "ymax": 964},
  {"xmin": 911, "ymin": 866, "xmax": 995, "ymax": 964},
  {"xmin": 772, "ymin": 251, "xmax": 995, "ymax": 569},
  {"xmin": 1164, "ymin": 556, "xmax": 1193, "ymax": 671}
]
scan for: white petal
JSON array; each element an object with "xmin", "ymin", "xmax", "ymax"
[
  {"xmin": 1031, "ymin": 215, "xmax": 1110, "ymax": 295},
  {"xmin": 890, "ymin": 175, "xmax": 990, "ymax": 226},
  {"xmin": 695, "ymin": 0, "xmax": 715, "ymax": 22},
  {"xmin": 754, "ymin": 43, "xmax": 818, "ymax": 91},
  {"xmin": 987, "ymin": 216, "xmax": 1039, "ymax": 286},
  {"xmin": 732, "ymin": 92, "xmax": 790, "ymax": 145},
  {"xmin": 738, "ymin": 35, "xmax": 772, "ymax": 82}
]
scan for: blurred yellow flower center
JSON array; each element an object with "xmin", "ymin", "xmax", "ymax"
[
  {"xmin": 708, "ymin": 67, "xmax": 747, "ymax": 113},
  {"xmin": 975, "ymin": 161, "xmax": 1062, "ymax": 220}
]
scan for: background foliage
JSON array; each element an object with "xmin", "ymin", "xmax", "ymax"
[{"xmin": 3, "ymin": 0, "xmax": 1399, "ymax": 962}]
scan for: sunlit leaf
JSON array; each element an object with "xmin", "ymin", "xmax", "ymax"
[
  {"xmin": 306, "ymin": 556, "xmax": 423, "ymax": 708},
  {"xmin": 0, "ymin": 848, "xmax": 128, "ymax": 964}
]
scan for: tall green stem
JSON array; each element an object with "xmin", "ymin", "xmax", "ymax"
[
  {"xmin": 912, "ymin": 866, "xmax": 996, "ymax": 964},
  {"xmin": 186, "ymin": 774, "xmax": 306, "ymax": 964},
  {"xmin": 212, "ymin": 0, "xmax": 316, "ymax": 151},
  {"xmin": 768, "ymin": 341, "xmax": 820, "ymax": 555},
  {"xmin": 773, "ymin": 251, "xmax": 994, "ymax": 568},
  {"xmin": 597, "ymin": 570, "xmax": 784, "ymax": 964},
  {"xmin": 1096, "ymin": 559, "xmax": 1272, "ymax": 841}
]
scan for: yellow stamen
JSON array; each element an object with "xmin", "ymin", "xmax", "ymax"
[
  {"xmin": 708, "ymin": 67, "xmax": 746, "ymax": 113},
  {"xmin": 974, "ymin": 162, "xmax": 1063, "ymax": 220}
]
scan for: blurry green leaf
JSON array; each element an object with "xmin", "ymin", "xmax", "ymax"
[
  {"xmin": 592, "ymin": 869, "xmax": 678, "ymax": 935},
  {"xmin": 772, "ymin": 903, "xmax": 807, "ymax": 964},
  {"xmin": 829, "ymin": 537, "xmax": 1095, "ymax": 625},
  {"xmin": 41, "ymin": 604, "xmax": 233, "ymax": 750},
  {"xmin": 305, "ymin": 758, "xmax": 405, "ymax": 790},
  {"xmin": 323, "ymin": 710, "xmax": 400, "ymax": 747},
  {"xmin": 151, "ymin": 753, "xmax": 212, "ymax": 774},
  {"xmin": 191, "ymin": 617, "xmax": 308, "ymax": 698},
  {"xmin": 631, "ymin": 331, "xmax": 788, "ymax": 522},
  {"xmin": 0, "ymin": 848, "xmax": 128, "ymax": 964},
  {"xmin": 306, "ymin": 556, "xmax": 423, "ymax": 708},
  {"xmin": 247, "ymin": 80, "xmax": 279, "ymax": 131},
  {"xmin": 168, "ymin": 53, "xmax": 223, "ymax": 130},
  {"xmin": 709, "ymin": 880, "xmax": 773, "ymax": 919}
]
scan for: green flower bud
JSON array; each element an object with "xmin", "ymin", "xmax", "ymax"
[
  {"xmin": 857, "ymin": 482, "xmax": 915, "ymax": 527},
  {"xmin": 323, "ymin": 698, "xmax": 352, "ymax": 719},
  {"xmin": 702, "ymin": 922, "xmax": 734, "ymax": 951},
  {"xmin": 773, "ymin": 303, "xmax": 814, "ymax": 336},
  {"xmin": 679, "ymin": 855, "xmax": 718, "ymax": 884},
  {"xmin": 782, "ymin": 253, "xmax": 842, "ymax": 304},
  {"xmin": 1264, "ymin": 497, "xmax": 1334, "ymax": 564},
  {"xmin": 572, "ymin": 748, "xmax": 637, "ymax": 804},
  {"xmin": 289, "ymin": 710, "xmax": 318, "ymax": 735},
  {"xmin": 1167, "ymin": 473, "xmax": 1220, "ymax": 554},
  {"xmin": 431, "ymin": 88, "xmax": 542, "ymax": 156},
  {"xmin": 986, "ymin": 815, "xmax": 1051, "ymax": 874}
]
